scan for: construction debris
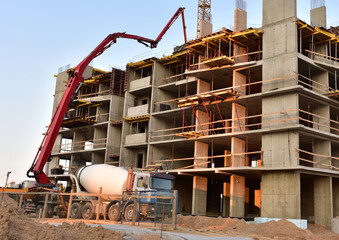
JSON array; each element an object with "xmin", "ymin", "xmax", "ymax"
[
  {"xmin": 177, "ymin": 214, "xmax": 339, "ymax": 240},
  {"xmin": 0, "ymin": 195, "xmax": 123, "ymax": 240}
]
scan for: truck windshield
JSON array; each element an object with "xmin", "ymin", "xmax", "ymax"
[{"xmin": 151, "ymin": 177, "xmax": 173, "ymax": 190}]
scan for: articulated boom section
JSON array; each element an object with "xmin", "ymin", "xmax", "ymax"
[{"xmin": 27, "ymin": 8, "xmax": 187, "ymax": 184}]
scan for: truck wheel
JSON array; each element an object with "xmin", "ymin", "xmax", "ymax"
[
  {"xmin": 108, "ymin": 203, "xmax": 121, "ymax": 221},
  {"xmin": 123, "ymin": 204, "xmax": 134, "ymax": 221},
  {"xmin": 70, "ymin": 202, "xmax": 82, "ymax": 219},
  {"xmin": 35, "ymin": 205, "xmax": 43, "ymax": 218},
  {"xmin": 82, "ymin": 202, "xmax": 95, "ymax": 220}
]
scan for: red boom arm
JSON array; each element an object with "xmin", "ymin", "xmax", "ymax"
[{"xmin": 28, "ymin": 8, "xmax": 187, "ymax": 184}]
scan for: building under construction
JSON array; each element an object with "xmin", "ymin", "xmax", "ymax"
[{"xmin": 47, "ymin": 0, "xmax": 339, "ymax": 230}]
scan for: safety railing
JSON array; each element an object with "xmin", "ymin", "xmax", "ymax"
[{"xmin": 0, "ymin": 188, "xmax": 178, "ymax": 230}]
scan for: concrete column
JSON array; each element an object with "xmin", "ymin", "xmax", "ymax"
[
  {"xmin": 311, "ymin": 6, "xmax": 327, "ymax": 57},
  {"xmin": 262, "ymin": 0, "xmax": 298, "ymax": 92},
  {"xmin": 229, "ymin": 83, "xmax": 247, "ymax": 217},
  {"xmin": 194, "ymin": 141, "xmax": 208, "ymax": 168},
  {"xmin": 230, "ymin": 175, "xmax": 245, "ymax": 217},
  {"xmin": 313, "ymin": 139, "xmax": 331, "ymax": 169},
  {"xmin": 72, "ymin": 130, "xmax": 85, "ymax": 151},
  {"xmin": 262, "ymin": 131, "xmax": 299, "ymax": 167},
  {"xmin": 234, "ymin": 8, "xmax": 247, "ymax": 32},
  {"xmin": 261, "ymin": 172, "xmax": 301, "ymax": 219},
  {"xmin": 197, "ymin": 79, "xmax": 210, "ymax": 94},
  {"xmin": 232, "ymin": 103, "xmax": 246, "ymax": 132},
  {"xmin": 196, "ymin": 80, "xmax": 210, "ymax": 135},
  {"xmin": 313, "ymin": 71, "xmax": 329, "ymax": 94},
  {"xmin": 314, "ymin": 176, "xmax": 333, "ymax": 229},
  {"xmin": 192, "ymin": 176, "xmax": 208, "ymax": 215},
  {"xmin": 311, "ymin": 6, "xmax": 327, "ymax": 28},
  {"xmin": 106, "ymin": 95, "xmax": 124, "ymax": 162},
  {"xmin": 313, "ymin": 104, "xmax": 330, "ymax": 132},
  {"xmin": 231, "ymin": 138, "xmax": 246, "ymax": 167},
  {"xmin": 92, "ymin": 127, "xmax": 106, "ymax": 164},
  {"xmin": 223, "ymin": 182, "xmax": 230, "ymax": 217},
  {"xmin": 234, "ymin": 8, "xmax": 247, "ymax": 62},
  {"xmin": 196, "ymin": 110, "xmax": 209, "ymax": 135},
  {"xmin": 199, "ymin": 20, "xmax": 212, "ymax": 38},
  {"xmin": 224, "ymin": 150, "xmax": 231, "ymax": 167},
  {"xmin": 233, "ymin": 71, "xmax": 246, "ymax": 95}
]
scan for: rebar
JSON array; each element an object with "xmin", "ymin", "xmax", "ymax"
[
  {"xmin": 236, "ymin": 0, "xmax": 247, "ymax": 12},
  {"xmin": 311, "ymin": 0, "xmax": 325, "ymax": 10}
]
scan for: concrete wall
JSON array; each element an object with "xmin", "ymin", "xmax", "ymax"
[
  {"xmin": 125, "ymin": 133, "xmax": 147, "ymax": 145},
  {"xmin": 311, "ymin": 6, "xmax": 327, "ymax": 28},
  {"xmin": 261, "ymin": 172, "xmax": 301, "ymax": 219},
  {"xmin": 127, "ymin": 104, "xmax": 149, "ymax": 117},
  {"xmin": 262, "ymin": 0, "xmax": 297, "ymax": 92},
  {"xmin": 129, "ymin": 76, "xmax": 151, "ymax": 91},
  {"xmin": 314, "ymin": 176, "xmax": 333, "ymax": 229},
  {"xmin": 192, "ymin": 176, "xmax": 208, "ymax": 215}
]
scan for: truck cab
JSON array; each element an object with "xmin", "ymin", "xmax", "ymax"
[{"xmin": 129, "ymin": 172, "xmax": 175, "ymax": 220}]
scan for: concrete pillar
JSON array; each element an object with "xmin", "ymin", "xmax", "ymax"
[
  {"xmin": 314, "ymin": 139, "xmax": 331, "ymax": 169},
  {"xmin": 106, "ymin": 95, "xmax": 124, "ymax": 162},
  {"xmin": 311, "ymin": 6, "xmax": 327, "ymax": 56},
  {"xmin": 313, "ymin": 71, "xmax": 329, "ymax": 94},
  {"xmin": 261, "ymin": 172, "xmax": 301, "ymax": 219},
  {"xmin": 311, "ymin": 6, "xmax": 327, "ymax": 28},
  {"xmin": 229, "ymin": 81, "xmax": 247, "ymax": 217},
  {"xmin": 224, "ymin": 150, "xmax": 231, "ymax": 167},
  {"xmin": 197, "ymin": 79, "xmax": 210, "ymax": 93},
  {"xmin": 231, "ymin": 138, "xmax": 246, "ymax": 167},
  {"xmin": 232, "ymin": 103, "xmax": 246, "ymax": 132},
  {"xmin": 262, "ymin": 131, "xmax": 299, "ymax": 167},
  {"xmin": 196, "ymin": 110, "xmax": 209, "ymax": 135},
  {"xmin": 233, "ymin": 71, "xmax": 247, "ymax": 95},
  {"xmin": 192, "ymin": 176, "xmax": 208, "ymax": 215},
  {"xmin": 223, "ymin": 182, "xmax": 230, "ymax": 217},
  {"xmin": 73, "ymin": 130, "xmax": 85, "ymax": 151},
  {"xmin": 196, "ymin": 80, "xmax": 210, "ymax": 135},
  {"xmin": 234, "ymin": 8, "xmax": 247, "ymax": 32},
  {"xmin": 199, "ymin": 20, "xmax": 212, "ymax": 38},
  {"xmin": 230, "ymin": 175, "xmax": 245, "ymax": 217},
  {"xmin": 194, "ymin": 141, "xmax": 208, "ymax": 168},
  {"xmin": 314, "ymin": 176, "xmax": 333, "ymax": 229},
  {"xmin": 262, "ymin": 0, "xmax": 298, "ymax": 92},
  {"xmin": 234, "ymin": 8, "xmax": 247, "ymax": 62},
  {"xmin": 229, "ymin": 136, "xmax": 246, "ymax": 217},
  {"xmin": 313, "ymin": 104, "xmax": 330, "ymax": 132}
]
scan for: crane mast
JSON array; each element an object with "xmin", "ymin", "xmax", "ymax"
[{"xmin": 197, "ymin": 0, "xmax": 211, "ymax": 38}]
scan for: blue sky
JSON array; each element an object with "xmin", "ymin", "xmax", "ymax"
[{"xmin": 0, "ymin": 0, "xmax": 338, "ymax": 183}]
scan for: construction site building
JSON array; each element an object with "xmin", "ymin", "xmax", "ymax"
[{"xmin": 47, "ymin": 0, "xmax": 339, "ymax": 230}]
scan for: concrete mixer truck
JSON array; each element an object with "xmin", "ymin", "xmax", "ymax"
[{"xmin": 41, "ymin": 164, "xmax": 175, "ymax": 221}]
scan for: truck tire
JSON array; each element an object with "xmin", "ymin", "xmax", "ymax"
[
  {"xmin": 70, "ymin": 202, "xmax": 82, "ymax": 219},
  {"xmin": 82, "ymin": 202, "xmax": 95, "ymax": 220},
  {"xmin": 108, "ymin": 203, "xmax": 121, "ymax": 221},
  {"xmin": 123, "ymin": 204, "xmax": 134, "ymax": 221}
]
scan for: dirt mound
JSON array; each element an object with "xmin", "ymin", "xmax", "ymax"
[
  {"xmin": 0, "ymin": 195, "xmax": 123, "ymax": 240},
  {"xmin": 177, "ymin": 214, "xmax": 339, "ymax": 240}
]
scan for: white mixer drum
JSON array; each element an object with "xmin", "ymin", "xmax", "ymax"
[{"xmin": 77, "ymin": 164, "xmax": 128, "ymax": 197}]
